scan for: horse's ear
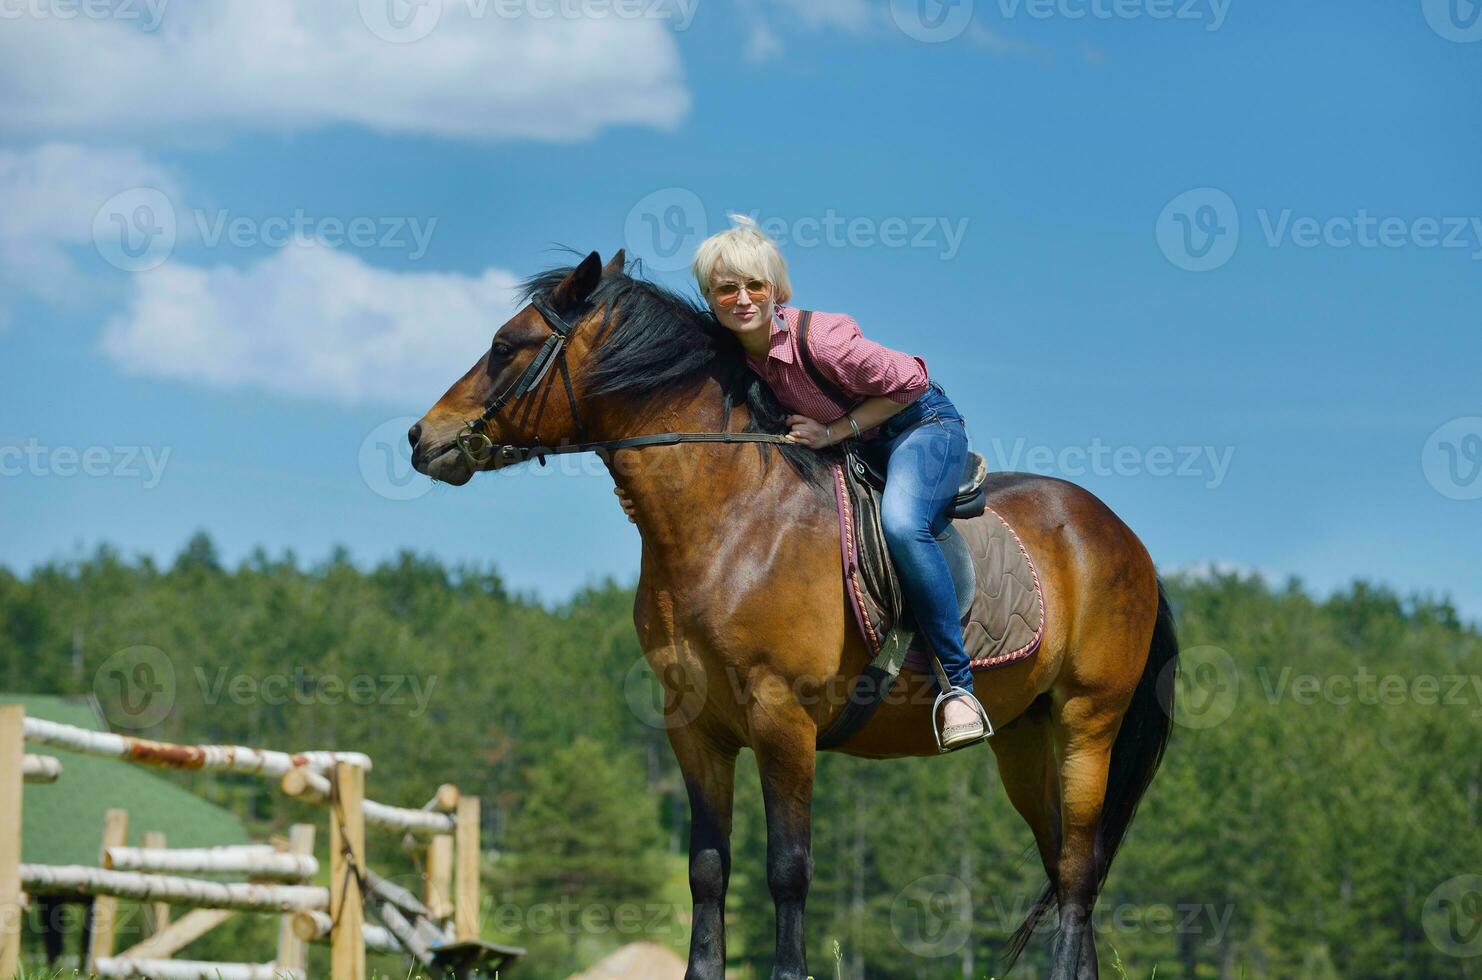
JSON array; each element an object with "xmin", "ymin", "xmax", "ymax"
[
  {"xmin": 601, "ymin": 249, "xmax": 626, "ymax": 278},
  {"xmin": 549, "ymin": 250, "xmax": 603, "ymax": 312}
]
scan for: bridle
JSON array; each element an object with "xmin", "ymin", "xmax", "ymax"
[{"xmin": 452, "ymin": 292, "xmax": 793, "ymax": 468}]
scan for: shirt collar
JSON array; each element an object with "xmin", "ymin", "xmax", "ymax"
[{"xmin": 763, "ymin": 304, "xmax": 794, "ymax": 364}]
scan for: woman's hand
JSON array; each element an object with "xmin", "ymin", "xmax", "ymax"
[
  {"xmin": 613, "ymin": 486, "xmax": 638, "ymax": 524},
  {"xmin": 785, "ymin": 415, "xmax": 839, "ymax": 449}
]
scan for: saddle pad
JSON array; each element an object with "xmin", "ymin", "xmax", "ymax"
[
  {"xmin": 901, "ymin": 507, "xmax": 1046, "ymax": 673},
  {"xmin": 830, "ymin": 463, "xmax": 1046, "ymax": 675}
]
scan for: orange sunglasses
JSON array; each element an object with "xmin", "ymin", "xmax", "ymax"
[{"xmin": 711, "ymin": 278, "xmax": 773, "ymax": 307}]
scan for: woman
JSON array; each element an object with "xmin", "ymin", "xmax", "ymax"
[{"xmin": 619, "ymin": 215, "xmax": 989, "ymax": 750}]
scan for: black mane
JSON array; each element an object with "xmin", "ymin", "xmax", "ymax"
[{"xmin": 519, "ymin": 262, "xmax": 828, "ymax": 485}]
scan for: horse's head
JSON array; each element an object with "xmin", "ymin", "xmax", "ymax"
[{"xmin": 408, "ymin": 249, "xmax": 624, "ymax": 485}]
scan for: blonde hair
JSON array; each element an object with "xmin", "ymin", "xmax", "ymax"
[{"xmin": 692, "ymin": 213, "xmax": 793, "ymax": 304}]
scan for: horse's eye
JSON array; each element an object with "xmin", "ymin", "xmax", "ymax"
[{"xmin": 490, "ymin": 340, "xmax": 514, "ymax": 359}]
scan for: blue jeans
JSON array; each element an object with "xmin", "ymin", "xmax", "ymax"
[{"xmin": 858, "ymin": 382, "xmax": 974, "ymax": 693}]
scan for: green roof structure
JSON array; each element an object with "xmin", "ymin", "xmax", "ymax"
[{"xmin": 4, "ymin": 693, "xmax": 250, "ymax": 866}]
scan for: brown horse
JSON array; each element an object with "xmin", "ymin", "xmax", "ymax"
[{"xmin": 409, "ymin": 251, "xmax": 1179, "ymax": 980}]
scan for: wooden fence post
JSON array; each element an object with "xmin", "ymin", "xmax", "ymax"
[
  {"xmin": 424, "ymin": 833, "xmax": 453, "ymax": 921},
  {"xmin": 275, "ymin": 823, "xmax": 316, "ymax": 975},
  {"xmin": 86, "ymin": 807, "xmax": 129, "ymax": 972},
  {"xmin": 329, "ymin": 762, "xmax": 366, "ymax": 980},
  {"xmin": 454, "ymin": 795, "xmax": 481, "ymax": 942},
  {"xmin": 0, "ymin": 705, "xmax": 24, "ymax": 978}
]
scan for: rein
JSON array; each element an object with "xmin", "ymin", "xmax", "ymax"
[{"xmin": 454, "ymin": 293, "xmax": 793, "ymax": 467}]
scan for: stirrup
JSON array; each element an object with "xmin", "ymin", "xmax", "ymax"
[{"xmin": 932, "ymin": 686, "xmax": 994, "ymax": 753}]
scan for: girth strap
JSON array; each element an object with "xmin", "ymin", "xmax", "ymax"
[{"xmin": 815, "ymin": 627, "xmax": 915, "ymax": 750}]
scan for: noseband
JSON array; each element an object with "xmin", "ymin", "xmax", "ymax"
[{"xmin": 453, "ymin": 293, "xmax": 792, "ymax": 468}]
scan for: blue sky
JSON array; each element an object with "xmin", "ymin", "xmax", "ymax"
[{"xmin": 1, "ymin": 0, "xmax": 1479, "ymax": 618}]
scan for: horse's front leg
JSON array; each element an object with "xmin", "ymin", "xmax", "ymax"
[
  {"xmin": 750, "ymin": 688, "xmax": 817, "ymax": 980},
  {"xmin": 669, "ymin": 723, "xmax": 738, "ymax": 980}
]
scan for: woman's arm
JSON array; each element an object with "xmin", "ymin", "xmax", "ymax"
[
  {"xmin": 784, "ymin": 395, "xmax": 915, "ymax": 448},
  {"xmin": 785, "ymin": 312, "xmax": 929, "ymax": 448}
]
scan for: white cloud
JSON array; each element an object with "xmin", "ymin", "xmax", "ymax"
[
  {"xmin": 1168, "ymin": 560, "xmax": 1280, "ymax": 584},
  {"xmin": 752, "ymin": 0, "xmax": 1047, "ymax": 60},
  {"xmin": 99, "ymin": 240, "xmax": 522, "ymax": 406},
  {"xmin": 0, "ymin": 143, "xmax": 181, "ymax": 310},
  {"xmin": 746, "ymin": 22, "xmax": 784, "ymax": 62},
  {"xmin": 967, "ymin": 23, "xmax": 1052, "ymax": 62},
  {"xmin": 768, "ymin": 0, "xmax": 876, "ymax": 33},
  {"xmin": 0, "ymin": 1, "xmax": 689, "ymax": 143}
]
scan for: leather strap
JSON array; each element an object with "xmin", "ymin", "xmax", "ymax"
[
  {"xmin": 796, "ymin": 310, "xmax": 862, "ymax": 415},
  {"xmin": 481, "ymin": 429, "xmax": 792, "ymax": 467},
  {"xmin": 815, "ymin": 628, "xmax": 913, "ymax": 749}
]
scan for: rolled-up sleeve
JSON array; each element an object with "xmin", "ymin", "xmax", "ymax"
[{"xmin": 810, "ymin": 314, "xmax": 930, "ymax": 403}]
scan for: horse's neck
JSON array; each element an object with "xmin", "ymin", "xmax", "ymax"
[{"xmin": 597, "ymin": 381, "xmax": 832, "ymax": 578}]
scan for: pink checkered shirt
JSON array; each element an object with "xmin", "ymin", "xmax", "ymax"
[{"xmin": 743, "ymin": 305, "xmax": 930, "ymax": 425}]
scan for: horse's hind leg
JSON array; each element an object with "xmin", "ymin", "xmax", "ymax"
[
  {"xmin": 1047, "ymin": 691, "xmax": 1123, "ymax": 980},
  {"xmin": 990, "ymin": 698, "xmax": 1061, "ymax": 898}
]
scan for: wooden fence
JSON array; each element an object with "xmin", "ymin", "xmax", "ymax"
[{"xmin": 0, "ymin": 703, "xmax": 520, "ymax": 979}]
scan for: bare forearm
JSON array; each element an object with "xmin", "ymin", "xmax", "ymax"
[{"xmin": 825, "ymin": 395, "xmax": 914, "ymax": 443}]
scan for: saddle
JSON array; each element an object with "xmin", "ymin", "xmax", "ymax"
[
  {"xmin": 855, "ymin": 449, "xmax": 990, "ymax": 521},
  {"xmin": 816, "ymin": 447, "xmax": 1047, "ymax": 750}
]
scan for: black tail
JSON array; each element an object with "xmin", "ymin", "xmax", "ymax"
[{"xmin": 1001, "ymin": 579, "xmax": 1180, "ymax": 972}]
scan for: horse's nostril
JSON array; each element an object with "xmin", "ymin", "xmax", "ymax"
[{"xmin": 408, "ymin": 422, "xmax": 422, "ymax": 450}]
